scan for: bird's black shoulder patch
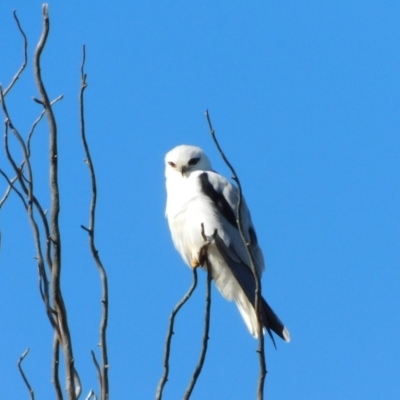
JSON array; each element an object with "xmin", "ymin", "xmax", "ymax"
[{"xmin": 198, "ymin": 172, "xmax": 238, "ymax": 228}]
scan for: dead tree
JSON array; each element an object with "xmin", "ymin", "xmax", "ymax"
[{"xmin": 0, "ymin": 5, "xmax": 109, "ymax": 399}]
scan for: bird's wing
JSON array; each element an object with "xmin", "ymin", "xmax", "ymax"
[
  {"xmin": 195, "ymin": 170, "xmax": 265, "ymax": 275},
  {"xmin": 196, "ymin": 170, "xmax": 289, "ymax": 342}
]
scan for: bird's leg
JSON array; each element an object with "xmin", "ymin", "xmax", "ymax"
[
  {"xmin": 191, "ymin": 224, "xmax": 217, "ymax": 268},
  {"xmin": 191, "ymin": 259, "xmax": 202, "ymax": 268}
]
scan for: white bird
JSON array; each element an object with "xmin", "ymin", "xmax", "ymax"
[{"xmin": 165, "ymin": 144, "xmax": 290, "ymax": 344}]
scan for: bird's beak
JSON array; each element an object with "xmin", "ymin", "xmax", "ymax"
[{"xmin": 180, "ymin": 166, "xmax": 188, "ymax": 176}]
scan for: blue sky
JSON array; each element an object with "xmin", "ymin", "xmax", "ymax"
[{"xmin": 0, "ymin": 1, "xmax": 399, "ymax": 399}]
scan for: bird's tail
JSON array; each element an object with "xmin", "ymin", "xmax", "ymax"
[
  {"xmin": 234, "ymin": 293, "xmax": 290, "ymax": 345},
  {"xmin": 261, "ymin": 297, "xmax": 290, "ymax": 345},
  {"xmin": 210, "ymin": 237, "xmax": 290, "ymax": 344}
]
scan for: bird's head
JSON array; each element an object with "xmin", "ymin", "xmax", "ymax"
[{"xmin": 165, "ymin": 145, "xmax": 212, "ymax": 178}]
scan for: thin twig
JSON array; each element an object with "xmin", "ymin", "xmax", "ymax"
[
  {"xmin": 18, "ymin": 348, "xmax": 35, "ymax": 400},
  {"xmin": 0, "ymin": 178, "xmax": 15, "ymax": 209},
  {"xmin": 85, "ymin": 390, "xmax": 98, "ymax": 400},
  {"xmin": 91, "ymin": 350, "xmax": 102, "ymax": 391},
  {"xmin": 155, "ymin": 268, "xmax": 198, "ymax": 400},
  {"xmin": 3, "ymin": 10, "xmax": 28, "ymax": 97},
  {"xmin": 74, "ymin": 368, "xmax": 82, "ymax": 399},
  {"xmin": 205, "ymin": 110, "xmax": 266, "ymax": 399},
  {"xmin": 34, "ymin": 5, "xmax": 76, "ymax": 398},
  {"xmin": 27, "ymin": 95, "xmax": 64, "ymax": 157},
  {"xmin": 0, "ymin": 170, "xmax": 27, "ymax": 209},
  {"xmin": 0, "ymin": 94, "xmax": 64, "ymax": 216},
  {"xmin": 0, "ymin": 91, "xmax": 27, "ymax": 193},
  {"xmin": 0, "ymin": 85, "xmax": 30, "ymax": 184},
  {"xmin": 79, "ymin": 44, "xmax": 109, "ymax": 400},
  {"xmin": 0, "ymin": 92, "xmax": 62, "ymax": 211},
  {"xmin": 183, "ymin": 266, "xmax": 212, "ymax": 400}
]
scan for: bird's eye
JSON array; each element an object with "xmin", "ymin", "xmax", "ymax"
[
  {"xmin": 188, "ymin": 157, "xmax": 200, "ymax": 166},
  {"xmin": 168, "ymin": 161, "xmax": 176, "ymax": 168}
]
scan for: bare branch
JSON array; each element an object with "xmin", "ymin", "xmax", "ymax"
[
  {"xmin": 33, "ymin": 5, "xmax": 76, "ymax": 398},
  {"xmin": 17, "ymin": 348, "xmax": 35, "ymax": 400},
  {"xmin": 52, "ymin": 335, "xmax": 63, "ymax": 400},
  {"xmin": 183, "ymin": 250, "xmax": 212, "ymax": 400},
  {"xmin": 1, "ymin": 85, "xmax": 57, "ymax": 335},
  {"xmin": 2, "ymin": 75, "xmax": 62, "ymax": 354},
  {"xmin": 1, "ymin": 85, "xmax": 53, "ymax": 243},
  {"xmin": 0, "ymin": 91, "xmax": 62, "ymax": 212},
  {"xmin": 205, "ymin": 110, "xmax": 266, "ymax": 399},
  {"xmin": 3, "ymin": 10, "xmax": 28, "ymax": 97},
  {"xmin": 79, "ymin": 45, "xmax": 109, "ymax": 400},
  {"xmin": 155, "ymin": 268, "xmax": 198, "ymax": 400}
]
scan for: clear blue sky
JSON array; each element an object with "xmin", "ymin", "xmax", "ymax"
[{"xmin": 1, "ymin": 1, "xmax": 399, "ymax": 399}]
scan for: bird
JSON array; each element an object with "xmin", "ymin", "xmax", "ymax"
[{"xmin": 165, "ymin": 144, "xmax": 290, "ymax": 344}]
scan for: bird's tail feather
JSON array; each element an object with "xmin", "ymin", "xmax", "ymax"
[{"xmin": 211, "ymin": 236, "xmax": 290, "ymax": 344}]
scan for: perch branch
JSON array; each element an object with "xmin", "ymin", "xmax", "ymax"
[
  {"xmin": 183, "ymin": 264, "xmax": 212, "ymax": 400},
  {"xmin": 18, "ymin": 348, "xmax": 35, "ymax": 400},
  {"xmin": 205, "ymin": 110, "xmax": 266, "ymax": 399},
  {"xmin": 79, "ymin": 45, "xmax": 109, "ymax": 400},
  {"xmin": 155, "ymin": 268, "xmax": 199, "ymax": 400}
]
